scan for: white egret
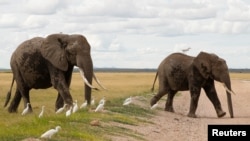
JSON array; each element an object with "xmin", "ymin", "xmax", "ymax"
[
  {"xmin": 55, "ymin": 104, "xmax": 67, "ymax": 114},
  {"xmin": 66, "ymin": 106, "xmax": 72, "ymax": 117},
  {"xmin": 94, "ymin": 103, "xmax": 104, "ymax": 112},
  {"xmin": 123, "ymin": 96, "xmax": 132, "ymax": 106},
  {"xmin": 80, "ymin": 100, "xmax": 88, "ymax": 109},
  {"xmin": 181, "ymin": 47, "xmax": 191, "ymax": 54},
  {"xmin": 150, "ymin": 102, "xmax": 159, "ymax": 110},
  {"xmin": 40, "ymin": 126, "xmax": 61, "ymax": 139},
  {"xmin": 38, "ymin": 106, "xmax": 45, "ymax": 118},
  {"xmin": 99, "ymin": 96, "xmax": 106, "ymax": 105},
  {"xmin": 21, "ymin": 103, "xmax": 30, "ymax": 115},
  {"xmin": 72, "ymin": 100, "xmax": 79, "ymax": 113}
]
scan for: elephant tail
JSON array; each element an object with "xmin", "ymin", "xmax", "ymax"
[
  {"xmin": 151, "ymin": 71, "xmax": 158, "ymax": 92},
  {"xmin": 4, "ymin": 76, "xmax": 14, "ymax": 107}
]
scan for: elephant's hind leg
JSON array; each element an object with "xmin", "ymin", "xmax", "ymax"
[
  {"xmin": 165, "ymin": 90, "xmax": 177, "ymax": 112},
  {"xmin": 10, "ymin": 88, "xmax": 33, "ymax": 113},
  {"xmin": 150, "ymin": 89, "xmax": 168, "ymax": 106},
  {"xmin": 151, "ymin": 78, "xmax": 169, "ymax": 106},
  {"xmin": 8, "ymin": 90, "xmax": 21, "ymax": 113},
  {"xmin": 187, "ymin": 86, "xmax": 201, "ymax": 118}
]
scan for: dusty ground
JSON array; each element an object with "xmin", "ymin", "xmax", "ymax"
[{"xmin": 111, "ymin": 79, "xmax": 250, "ymax": 141}]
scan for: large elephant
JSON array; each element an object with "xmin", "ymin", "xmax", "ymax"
[
  {"xmin": 4, "ymin": 33, "xmax": 104, "ymax": 113},
  {"xmin": 150, "ymin": 52, "xmax": 234, "ymax": 118}
]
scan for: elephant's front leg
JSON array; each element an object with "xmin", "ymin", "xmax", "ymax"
[
  {"xmin": 55, "ymin": 67, "xmax": 73, "ymax": 110},
  {"xmin": 55, "ymin": 93, "xmax": 64, "ymax": 111},
  {"xmin": 54, "ymin": 85, "xmax": 73, "ymax": 108},
  {"xmin": 203, "ymin": 81, "xmax": 226, "ymax": 118},
  {"xmin": 51, "ymin": 72, "xmax": 73, "ymax": 108},
  {"xmin": 188, "ymin": 86, "xmax": 201, "ymax": 118}
]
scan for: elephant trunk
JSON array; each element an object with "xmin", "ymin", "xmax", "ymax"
[
  {"xmin": 78, "ymin": 55, "xmax": 94, "ymax": 105},
  {"xmin": 221, "ymin": 75, "xmax": 234, "ymax": 118}
]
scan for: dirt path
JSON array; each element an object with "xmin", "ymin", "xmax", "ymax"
[{"xmin": 113, "ymin": 79, "xmax": 250, "ymax": 141}]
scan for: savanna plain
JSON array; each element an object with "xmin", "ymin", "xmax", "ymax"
[{"xmin": 0, "ymin": 72, "xmax": 250, "ymax": 141}]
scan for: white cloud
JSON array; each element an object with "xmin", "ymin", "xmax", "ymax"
[
  {"xmin": 109, "ymin": 38, "xmax": 124, "ymax": 52},
  {"xmin": 137, "ymin": 47, "xmax": 159, "ymax": 55},
  {"xmin": 160, "ymin": 0, "xmax": 218, "ymax": 20},
  {"xmin": 0, "ymin": 0, "xmax": 8, "ymax": 4},
  {"xmin": 22, "ymin": 15, "xmax": 49, "ymax": 29},
  {"xmin": 0, "ymin": 14, "xmax": 20, "ymax": 28},
  {"xmin": 224, "ymin": 0, "xmax": 250, "ymax": 21},
  {"xmin": 64, "ymin": 0, "xmax": 158, "ymax": 18},
  {"xmin": 24, "ymin": 0, "xmax": 60, "ymax": 15},
  {"xmin": 1, "ymin": 0, "xmax": 250, "ymax": 69}
]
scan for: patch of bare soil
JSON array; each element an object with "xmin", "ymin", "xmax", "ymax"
[{"xmin": 109, "ymin": 79, "xmax": 250, "ymax": 141}]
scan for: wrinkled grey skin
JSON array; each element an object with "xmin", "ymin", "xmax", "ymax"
[
  {"xmin": 151, "ymin": 52, "xmax": 234, "ymax": 118},
  {"xmin": 4, "ymin": 33, "xmax": 94, "ymax": 113}
]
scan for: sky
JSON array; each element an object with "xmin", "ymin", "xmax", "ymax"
[{"xmin": 0, "ymin": 0, "xmax": 250, "ymax": 69}]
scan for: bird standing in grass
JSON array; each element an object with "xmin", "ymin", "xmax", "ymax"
[
  {"xmin": 40, "ymin": 126, "xmax": 61, "ymax": 139},
  {"xmin": 80, "ymin": 100, "xmax": 88, "ymax": 109},
  {"xmin": 95, "ymin": 102, "xmax": 104, "ymax": 112},
  {"xmin": 72, "ymin": 100, "xmax": 79, "ymax": 113},
  {"xmin": 21, "ymin": 103, "xmax": 30, "ymax": 115},
  {"xmin": 55, "ymin": 104, "xmax": 67, "ymax": 114},
  {"xmin": 66, "ymin": 106, "xmax": 72, "ymax": 117},
  {"xmin": 99, "ymin": 96, "xmax": 106, "ymax": 105},
  {"xmin": 38, "ymin": 106, "xmax": 45, "ymax": 118},
  {"xmin": 123, "ymin": 96, "xmax": 132, "ymax": 106}
]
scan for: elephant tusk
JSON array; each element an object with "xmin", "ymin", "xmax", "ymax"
[
  {"xmin": 221, "ymin": 83, "xmax": 236, "ymax": 95},
  {"xmin": 79, "ymin": 69, "xmax": 99, "ymax": 90},
  {"xmin": 93, "ymin": 73, "xmax": 108, "ymax": 90}
]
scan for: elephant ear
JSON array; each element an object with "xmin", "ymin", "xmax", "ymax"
[
  {"xmin": 41, "ymin": 34, "xmax": 69, "ymax": 71},
  {"xmin": 193, "ymin": 52, "xmax": 213, "ymax": 79}
]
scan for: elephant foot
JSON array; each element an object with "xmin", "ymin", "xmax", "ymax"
[
  {"xmin": 28, "ymin": 107, "xmax": 33, "ymax": 113},
  {"xmin": 8, "ymin": 107, "xmax": 17, "ymax": 113},
  {"xmin": 217, "ymin": 111, "xmax": 226, "ymax": 118},
  {"xmin": 55, "ymin": 102, "xmax": 64, "ymax": 111},
  {"xmin": 57, "ymin": 98, "xmax": 73, "ymax": 111},
  {"xmin": 187, "ymin": 113, "xmax": 197, "ymax": 118},
  {"xmin": 150, "ymin": 97, "xmax": 158, "ymax": 106},
  {"xmin": 165, "ymin": 106, "xmax": 175, "ymax": 112}
]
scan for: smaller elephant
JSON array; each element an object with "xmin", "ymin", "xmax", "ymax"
[{"xmin": 150, "ymin": 52, "xmax": 234, "ymax": 118}]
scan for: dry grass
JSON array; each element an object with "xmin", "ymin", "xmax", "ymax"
[
  {"xmin": 0, "ymin": 72, "xmax": 155, "ymax": 112},
  {"xmin": 0, "ymin": 72, "xmax": 156, "ymax": 141},
  {"xmin": 0, "ymin": 72, "xmax": 248, "ymax": 114},
  {"xmin": 230, "ymin": 72, "xmax": 250, "ymax": 80},
  {"xmin": 0, "ymin": 72, "xmax": 249, "ymax": 140}
]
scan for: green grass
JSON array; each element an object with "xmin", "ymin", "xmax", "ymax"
[
  {"xmin": 1, "ymin": 72, "xmax": 248, "ymax": 141},
  {"xmin": 0, "ymin": 99, "xmax": 152, "ymax": 141},
  {"xmin": 0, "ymin": 72, "xmax": 156, "ymax": 141}
]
